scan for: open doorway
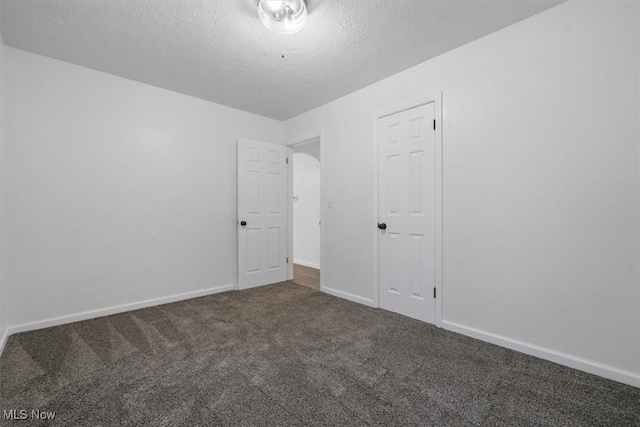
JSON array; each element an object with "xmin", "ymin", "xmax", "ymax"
[{"xmin": 288, "ymin": 137, "xmax": 321, "ymax": 290}]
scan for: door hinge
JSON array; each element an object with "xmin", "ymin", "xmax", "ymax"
[
  {"xmin": 433, "ymin": 287, "xmax": 436, "ymax": 299},
  {"xmin": 433, "ymin": 119, "xmax": 436, "ymax": 130},
  {"xmin": 286, "ymin": 257, "xmax": 289, "ymax": 263},
  {"xmin": 286, "ymin": 157, "xmax": 289, "ymax": 164}
]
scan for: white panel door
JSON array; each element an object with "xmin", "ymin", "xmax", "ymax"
[
  {"xmin": 378, "ymin": 103, "xmax": 437, "ymax": 323},
  {"xmin": 238, "ymin": 139, "xmax": 288, "ymax": 289}
]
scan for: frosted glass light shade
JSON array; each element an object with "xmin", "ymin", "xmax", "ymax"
[{"xmin": 258, "ymin": 0, "xmax": 307, "ymax": 34}]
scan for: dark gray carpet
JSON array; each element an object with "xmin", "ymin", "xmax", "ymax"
[{"xmin": 1, "ymin": 282, "xmax": 638, "ymax": 426}]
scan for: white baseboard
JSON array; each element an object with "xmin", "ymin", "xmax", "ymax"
[
  {"xmin": 322, "ymin": 286, "xmax": 375, "ymax": 307},
  {"xmin": 7, "ymin": 284, "xmax": 234, "ymax": 336},
  {"xmin": 441, "ymin": 320, "xmax": 640, "ymax": 388},
  {"xmin": 5, "ymin": 282, "xmax": 636, "ymax": 389},
  {"xmin": 293, "ymin": 259, "xmax": 320, "ymax": 269},
  {"xmin": 0, "ymin": 328, "xmax": 8, "ymax": 359}
]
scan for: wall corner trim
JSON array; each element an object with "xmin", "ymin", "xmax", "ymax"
[
  {"xmin": 441, "ymin": 320, "xmax": 640, "ymax": 388},
  {"xmin": 6, "ymin": 284, "xmax": 235, "ymax": 336}
]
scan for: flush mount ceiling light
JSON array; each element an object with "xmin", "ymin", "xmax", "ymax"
[{"xmin": 257, "ymin": 0, "xmax": 307, "ymax": 34}]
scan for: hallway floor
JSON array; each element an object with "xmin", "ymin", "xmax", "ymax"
[{"xmin": 293, "ymin": 263, "xmax": 320, "ymax": 290}]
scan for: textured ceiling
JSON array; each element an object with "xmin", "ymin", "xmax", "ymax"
[{"xmin": 0, "ymin": 0, "xmax": 563, "ymax": 120}]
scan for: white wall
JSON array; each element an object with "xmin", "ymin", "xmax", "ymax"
[
  {"xmin": 285, "ymin": 1, "xmax": 640, "ymax": 385},
  {"xmin": 293, "ymin": 152, "xmax": 321, "ymax": 269},
  {"xmin": 0, "ymin": 24, "xmax": 6, "ymax": 348},
  {"xmin": 3, "ymin": 47, "xmax": 283, "ymax": 328}
]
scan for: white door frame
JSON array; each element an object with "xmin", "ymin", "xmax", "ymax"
[
  {"xmin": 372, "ymin": 93, "xmax": 444, "ymax": 327},
  {"xmin": 287, "ymin": 131, "xmax": 325, "ymax": 291}
]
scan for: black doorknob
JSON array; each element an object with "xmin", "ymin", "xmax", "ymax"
[
  {"xmin": 240, "ymin": 221, "xmax": 247, "ymax": 227},
  {"xmin": 378, "ymin": 223, "xmax": 387, "ymax": 230}
]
